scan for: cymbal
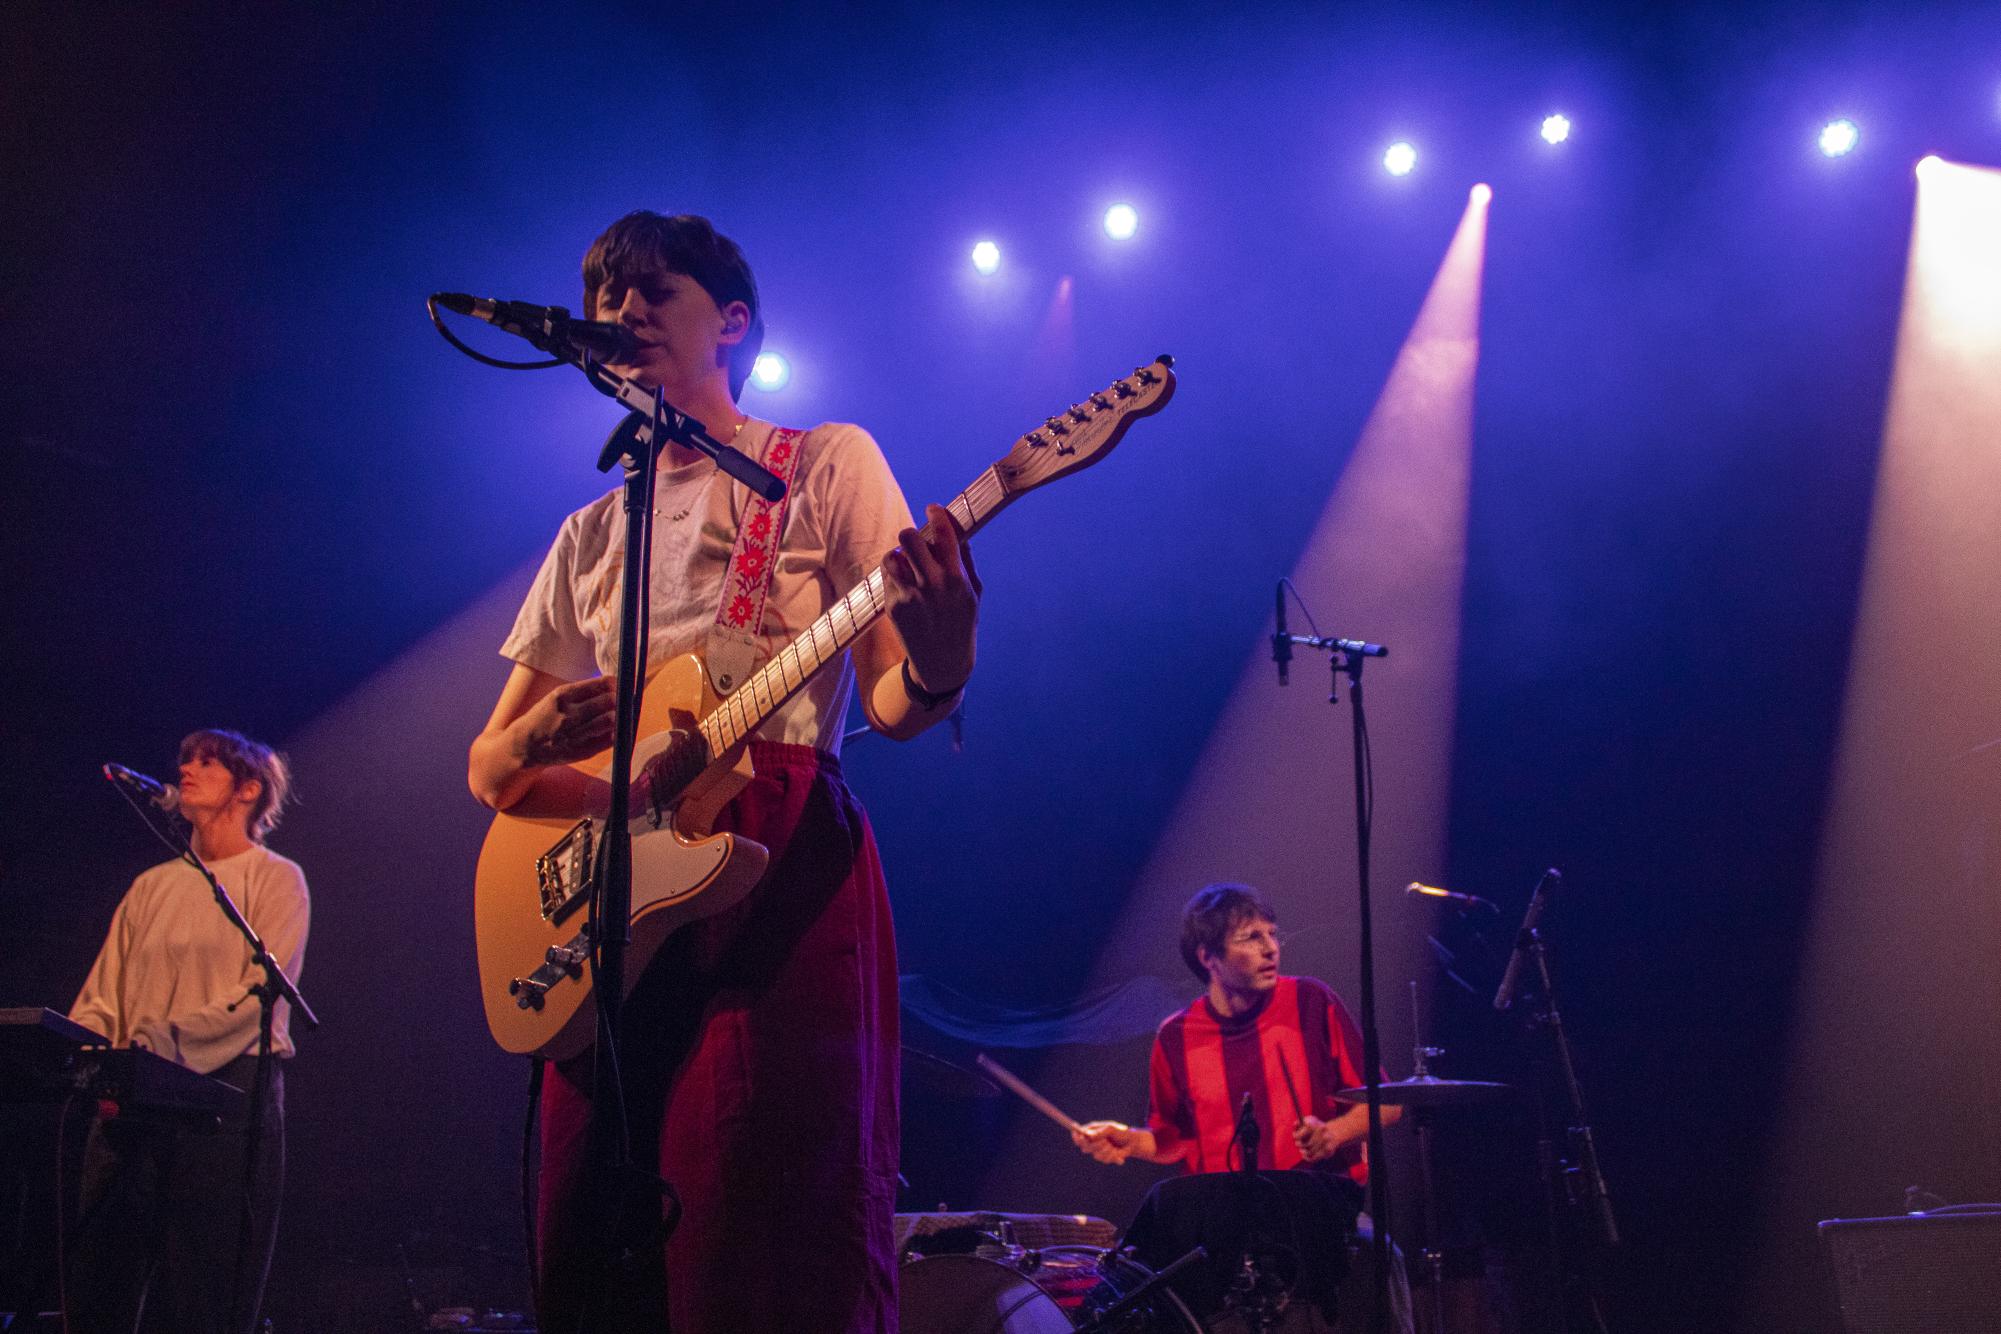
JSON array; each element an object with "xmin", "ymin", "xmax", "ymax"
[{"xmin": 1335, "ymin": 1075, "xmax": 1511, "ymax": 1107}]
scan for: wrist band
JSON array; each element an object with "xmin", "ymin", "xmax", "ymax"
[{"xmin": 900, "ymin": 659, "xmax": 964, "ymax": 710}]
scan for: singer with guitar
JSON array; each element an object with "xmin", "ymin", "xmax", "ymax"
[
  {"xmin": 68, "ymin": 728, "xmax": 307, "ymax": 1334},
  {"xmin": 467, "ymin": 211, "xmax": 978, "ymax": 1334},
  {"xmin": 1071, "ymin": 883, "xmax": 1412, "ymax": 1331}
]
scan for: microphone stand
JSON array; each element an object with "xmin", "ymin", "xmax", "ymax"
[
  {"xmin": 1518, "ymin": 922, "xmax": 1616, "ymax": 1334},
  {"xmin": 1275, "ymin": 621, "xmax": 1394, "ymax": 1333},
  {"xmin": 107, "ymin": 785, "xmax": 318, "ymax": 1334}
]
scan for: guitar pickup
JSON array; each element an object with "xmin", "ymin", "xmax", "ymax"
[{"xmin": 536, "ymin": 819, "xmax": 596, "ymax": 925}]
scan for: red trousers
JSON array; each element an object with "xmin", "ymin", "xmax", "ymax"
[{"xmin": 536, "ymin": 743, "xmax": 900, "ymax": 1333}]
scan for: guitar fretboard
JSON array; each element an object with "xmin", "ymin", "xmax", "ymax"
[{"xmin": 698, "ymin": 465, "xmax": 1010, "ymax": 757}]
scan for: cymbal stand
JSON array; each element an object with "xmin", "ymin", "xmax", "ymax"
[{"xmin": 1408, "ymin": 981, "xmax": 1448, "ymax": 1334}]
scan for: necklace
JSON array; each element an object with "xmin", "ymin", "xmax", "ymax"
[{"xmin": 656, "ymin": 417, "xmax": 749, "ymax": 520}]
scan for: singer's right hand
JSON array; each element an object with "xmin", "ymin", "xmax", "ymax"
[
  {"xmin": 1071, "ymin": 1120, "xmax": 1137, "ymax": 1165},
  {"xmin": 511, "ymin": 677, "xmax": 617, "ymax": 769}
]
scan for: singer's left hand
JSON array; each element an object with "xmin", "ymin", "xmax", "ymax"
[{"xmin": 883, "ymin": 504, "xmax": 981, "ymax": 696}]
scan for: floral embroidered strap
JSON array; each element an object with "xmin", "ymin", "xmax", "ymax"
[{"xmin": 705, "ymin": 426, "xmax": 803, "ymax": 695}]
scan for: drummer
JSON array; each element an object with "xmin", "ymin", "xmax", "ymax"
[
  {"xmin": 1072, "ymin": 883, "xmax": 1413, "ymax": 1330},
  {"xmin": 1072, "ymin": 883, "xmax": 1399, "ymax": 1176}
]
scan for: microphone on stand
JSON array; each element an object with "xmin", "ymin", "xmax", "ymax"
[
  {"xmin": 1272, "ymin": 582, "xmax": 1291, "ymax": 687},
  {"xmin": 1234, "ymin": 1092, "xmax": 1260, "ymax": 1173},
  {"xmin": 103, "ymin": 764, "xmax": 179, "ymax": 813},
  {"xmin": 1406, "ymin": 881, "xmax": 1501, "ymax": 913},
  {"xmin": 431, "ymin": 293, "xmax": 639, "ymax": 360},
  {"xmin": 1493, "ymin": 868, "xmax": 1563, "ymax": 1011}
]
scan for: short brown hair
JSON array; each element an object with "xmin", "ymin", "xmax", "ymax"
[
  {"xmin": 1179, "ymin": 883, "xmax": 1278, "ymax": 982},
  {"xmin": 179, "ymin": 728, "xmax": 292, "ymax": 841},
  {"xmin": 582, "ymin": 211, "xmax": 765, "ymax": 399}
]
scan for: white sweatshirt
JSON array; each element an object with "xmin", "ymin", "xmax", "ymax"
[{"xmin": 69, "ymin": 844, "xmax": 310, "ymax": 1074}]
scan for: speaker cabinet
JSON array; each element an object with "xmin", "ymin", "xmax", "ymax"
[{"xmin": 1819, "ymin": 1211, "xmax": 2001, "ymax": 1334}]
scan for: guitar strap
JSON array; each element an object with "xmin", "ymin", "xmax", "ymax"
[{"xmin": 704, "ymin": 424, "xmax": 805, "ymax": 697}]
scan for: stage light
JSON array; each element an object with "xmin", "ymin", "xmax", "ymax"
[
  {"xmin": 970, "ymin": 240, "xmax": 1001, "ymax": 275},
  {"xmin": 1384, "ymin": 142, "xmax": 1417, "ymax": 176},
  {"xmin": 1470, "ymin": 182, "xmax": 1493, "ymax": 205},
  {"xmin": 1541, "ymin": 113, "xmax": 1572, "ymax": 145},
  {"xmin": 1103, "ymin": 203, "xmax": 1139, "ymax": 240},
  {"xmin": 749, "ymin": 352, "xmax": 790, "ymax": 392},
  {"xmin": 1916, "ymin": 154, "xmax": 1944, "ymax": 181},
  {"xmin": 1819, "ymin": 118, "xmax": 1860, "ymax": 158}
]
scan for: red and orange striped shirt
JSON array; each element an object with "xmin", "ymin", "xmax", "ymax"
[{"xmin": 1146, "ymin": 976, "xmax": 1372, "ymax": 1183}]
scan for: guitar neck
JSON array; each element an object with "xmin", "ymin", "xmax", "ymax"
[{"xmin": 698, "ymin": 464, "xmax": 1013, "ymax": 756}]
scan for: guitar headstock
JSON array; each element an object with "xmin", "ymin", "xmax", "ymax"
[{"xmin": 993, "ymin": 356, "xmax": 1176, "ymax": 497}]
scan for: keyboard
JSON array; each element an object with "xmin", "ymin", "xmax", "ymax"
[{"xmin": 0, "ymin": 1007, "xmax": 245, "ymax": 1121}]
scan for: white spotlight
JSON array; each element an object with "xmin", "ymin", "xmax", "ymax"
[
  {"xmin": 970, "ymin": 240, "xmax": 1001, "ymax": 275},
  {"xmin": 1384, "ymin": 141, "xmax": 1418, "ymax": 177},
  {"xmin": 750, "ymin": 352, "xmax": 790, "ymax": 392},
  {"xmin": 1819, "ymin": 118, "xmax": 1861, "ymax": 158},
  {"xmin": 1470, "ymin": 182, "xmax": 1493, "ymax": 205},
  {"xmin": 1541, "ymin": 113, "xmax": 1572, "ymax": 145},
  {"xmin": 1915, "ymin": 154, "xmax": 1944, "ymax": 181},
  {"xmin": 1103, "ymin": 203, "xmax": 1139, "ymax": 240}
]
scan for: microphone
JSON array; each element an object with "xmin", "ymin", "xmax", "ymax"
[
  {"xmin": 1493, "ymin": 868, "xmax": 1562, "ymax": 1011},
  {"xmin": 1407, "ymin": 881, "xmax": 1499, "ymax": 913},
  {"xmin": 432, "ymin": 293, "xmax": 639, "ymax": 360},
  {"xmin": 103, "ymin": 763, "xmax": 179, "ymax": 813},
  {"xmin": 1234, "ymin": 1091, "xmax": 1260, "ymax": 1173},
  {"xmin": 1272, "ymin": 581, "xmax": 1291, "ymax": 686}
]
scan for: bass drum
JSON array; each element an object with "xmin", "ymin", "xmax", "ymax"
[{"xmin": 900, "ymin": 1245, "xmax": 1202, "ymax": 1334}]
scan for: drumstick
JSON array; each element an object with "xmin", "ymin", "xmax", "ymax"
[
  {"xmin": 975, "ymin": 1053, "xmax": 1086, "ymax": 1134},
  {"xmin": 1275, "ymin": 1046, "xmax": 1306, "ymax": 1126}
]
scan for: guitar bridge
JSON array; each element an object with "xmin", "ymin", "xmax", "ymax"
[{"xmin": 536, "ymin": 820, "xmax": 596, "ymax": 926}]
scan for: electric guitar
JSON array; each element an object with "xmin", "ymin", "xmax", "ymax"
[{"xmin": 474, "ymin": 357, "xmax": 1177, "ymax": 1057}]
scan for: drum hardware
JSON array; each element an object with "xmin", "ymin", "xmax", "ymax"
[
  {"xmin": 1072, "ymin": 1247, "xmax": 1208, "ymax": 1334},
  {"xmin": 1123, "ymin": 1170, "xmax": 1363, "ymax": 1332},
  {"xmin": 1222, "ymin": 1246, "xmax": 1300, "ymax": 1333},
  {"xmin": 1339, "ymin": 983, "xmax": 1516, "ymax": 1334},
  {"xmin": 898, "ymin": 1243, "xmax": 1205, "ymax": 1333},
  {"xmin": 975, "ymin": 1218, "xmax": 1029, "ymax": 1268}
]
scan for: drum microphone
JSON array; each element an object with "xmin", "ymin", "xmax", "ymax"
[
  {"xmin": 431, "ymin": 293, "xmax": 639, "ymax": 360},
  {"xmin": 103, "ymin": 763, "xmax": 179, "ymax": 813},
  {"xmin": 1406, "ymin": 881, "xmax": 1499, "ymax": 913},
  {"xmin": 1493, "ymin": 868, "xmax": 1563, "ymax": 1012}
]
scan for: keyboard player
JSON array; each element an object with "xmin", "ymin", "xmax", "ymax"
[{"xmin": 66, "ymin": 728, "xmax": 308, "ymax": 1334}]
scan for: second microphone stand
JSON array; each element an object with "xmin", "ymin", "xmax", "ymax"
[
  {"xmin": 1276, "ymin": 609, "xmax": 1394, "ymax": 1333},
  {"xmin": 1519, "ymin": 923, "xmax": 1617, "ymax": 1334}
]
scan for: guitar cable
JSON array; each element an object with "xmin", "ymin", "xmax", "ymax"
[{"xmin": 522, "ymin": 1054, "xmax": 545, "ymax": 1318}]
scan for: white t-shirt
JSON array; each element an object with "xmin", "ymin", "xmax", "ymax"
[
  {"xmin": 69, "ymin": 844, "xmax": 311, "ymax": 1074},
  {"xmin": 499, "ymin": 420, "xmax": 915, "ymax": 755}
]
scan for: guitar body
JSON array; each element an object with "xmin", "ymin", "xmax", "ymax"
[
  {"xmin": 474, "ymin": 652, "xmax": 770, "ymax": 1059},
  {"xmin": 471, "ymin": 356, "xmax": 1176, "ymax": 1058}
]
